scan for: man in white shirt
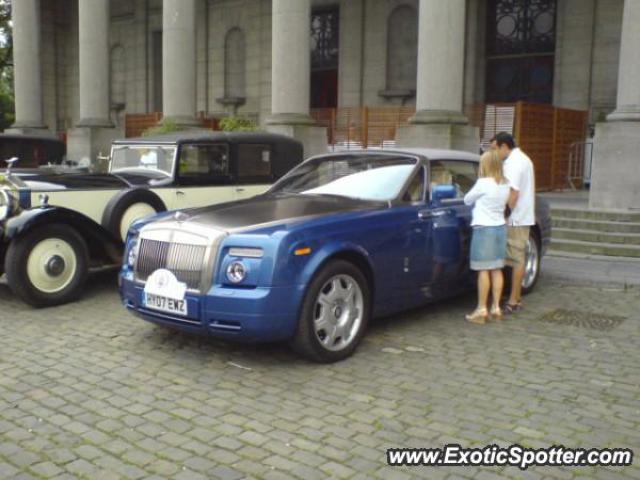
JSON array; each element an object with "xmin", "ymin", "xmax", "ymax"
[{"xmin": 491, "ymin": 132, "xmax": 535, "ymax": 313}]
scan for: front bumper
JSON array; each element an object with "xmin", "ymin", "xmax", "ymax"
[{"xmin": 119, "ymin": 273, "xmax": 305, "ymax": 342}]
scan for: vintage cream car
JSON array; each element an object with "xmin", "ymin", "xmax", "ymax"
[{"xmin": 0, "ymin": 131, "xmax": 303, "ymax": 307}]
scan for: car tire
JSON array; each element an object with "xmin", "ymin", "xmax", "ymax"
[
  {"xmin": 102, "ymin": 189, "xmax": 165, "ymax": 242},
  {"xmin": 290, "ymin": 260, "xmax": 371, "ymax": 363},
  {"xmin": 504, "ymin": 229, "xmax": 541, "ymax": 296},
  {"xmin": 521, "ymin": 230, "xmax": 541, "ymax": 295},
  {"xmin": 5, "ymin": 224, "xmax": 89, "ymax": 307}
]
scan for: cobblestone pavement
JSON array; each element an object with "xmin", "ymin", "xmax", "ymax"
[{"xmin": 0, "ymin": 270, "xmax": 638, "ymax": 480}]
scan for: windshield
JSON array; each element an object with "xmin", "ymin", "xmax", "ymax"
[
  {"xmin": 109, "ymin": 145, "xmax": 177, "ymax": 177},
  {"xmin": 270, "ymin": 154, "xmax": 417, "ymax": 201}
]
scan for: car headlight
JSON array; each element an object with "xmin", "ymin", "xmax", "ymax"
[
  {"xmin": 229, "ymin": 247, "xmax": 263, "ymax": 258},
  {"xmin": 226, "ymin": 261, "xmax": 247, "ymax": 284},
  {"xmin": 0, "ymin": 189, "xmax": 13, "ymax": 221},
  {"xmin": 126, "ymin": 236, "xmax": 140, "ymax": 268}
]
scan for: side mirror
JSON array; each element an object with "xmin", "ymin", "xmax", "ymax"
[{"xmin": 431, "ymin": 184, "xmax": 457, "ymax": 205}]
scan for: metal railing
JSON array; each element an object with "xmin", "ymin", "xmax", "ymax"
[{"xmin": 567, "ymin": 140, "xmax": 593, "ymax": 190}]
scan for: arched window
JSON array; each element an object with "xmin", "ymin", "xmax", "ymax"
[
  {"xmin": 110, "ymin": 45, "xmax": 126, "ymax": 108},
  {"xmin": 224, "ymin": 28, "xmax": 246, "ymax": 100},
  {"xmin": 386, "ymin": 5, "xmax": 418, "ymax": 92},
  {"xmin": 485, "ymin": 0, "xmax": 557, "ymax": 103}
]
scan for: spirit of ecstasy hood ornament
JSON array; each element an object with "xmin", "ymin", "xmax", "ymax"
[
  {"xmin": 174, "ymin": 210, "xmax": 189, "ymax": 223},
  {"xmin": 4, "ymin": 157, "xmax": 18, "ymax": 175}
]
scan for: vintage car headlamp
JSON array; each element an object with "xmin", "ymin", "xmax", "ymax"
[
  {"xmin": 0, "ymin": 189, "xmax": 13, "ymax": 221},
  {"xmin": 226, "ymin": 261, "xmax": 247, "ymax": 284},
  {"xmin": 126, "ymin": 236, "xmax": 140, "ymax": 268}
]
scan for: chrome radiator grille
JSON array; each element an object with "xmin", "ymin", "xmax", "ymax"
[{"xmin": 135, "ymin": 239, "xmax": 207, "ymax": 291}]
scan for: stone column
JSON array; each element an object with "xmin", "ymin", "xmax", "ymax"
[
  {"xmin": 396, "ymin": 0, "xmax": 478, "ymax": 152},
  {"xmin": 606, "ymin": 0, "xmax": 640, "ymax": 123},
  {"xmin": 266, "ymin": 0, "xmax": 326, "ymax": 157},
  {"xmin": 78, "ymin": 0, "xmax": 112, "ymax": 127},
  {"xmin": 162, "ymin": 0, "xmax": 199, "ymax": 126},
  {"xmin": 590, "ymin": 0, "xmax": 640, "ymax": 209},
  {"xmin": 9, "ymin": 0, "xmax": 46, "ymax": 132},
  {"xmin": 67, "ymin": 0, "xmax": 117, "ymax": 170}
]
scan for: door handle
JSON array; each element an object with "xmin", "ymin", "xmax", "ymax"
[
  {"xmin": 176, "ymin": 190, "xmax": 185, "ymax": 196},
  {"xmin": 418, "ymin": 210, "xmax": 447, "ymax": 220},
  {"xmin": 236, "ymin": 187, "xmax": 245, "ymax": 192}
]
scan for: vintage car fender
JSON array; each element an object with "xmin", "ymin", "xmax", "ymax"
[{"xmin": 2, "ymin": 205, "xmax": 123, "ymax": 264}]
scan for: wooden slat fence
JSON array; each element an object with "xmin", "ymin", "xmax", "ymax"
[
  {"xmin": 124, "ymin": 112, "xmax": 162, "ymax": 138},
  {"xmin": 124, "ymin": 112, "xmax": 222, "ymax": 138},
  {"xmin": 126, "ymin": 104, "xmax": 586, "ymax": 190},
  {"xmin": 467, "ymin": 102, "xmax": 588, "ymax": 190},
  {"xmin": 311, "ymin": 106, "xmax": 415, "ymax": 149}
]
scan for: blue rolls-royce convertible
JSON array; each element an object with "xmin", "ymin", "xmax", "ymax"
[{"xmin": 119, "ymin": 149, "xmax": 551, "ymax": 362}]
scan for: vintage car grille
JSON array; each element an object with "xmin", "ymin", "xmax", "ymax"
[{"xmin": 135, "ymin": 239, "xmax": 207, "ymax": 291}]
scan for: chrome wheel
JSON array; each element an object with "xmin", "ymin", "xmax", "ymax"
[
  {"xmin": 313, "ymin": 274, "xmax": 364, "ymax": 352},
  {"xmin": 26, "ymin": 238, "xmax": 78, "ymax": 293},
  {"xmin": 522, "ymin": 235, "xmax": 539, "ymax": 290}
]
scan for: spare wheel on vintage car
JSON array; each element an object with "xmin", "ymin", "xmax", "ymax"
[{"xmin": 101, "ymin": 189, "xmax": 166, "ymax": 242}]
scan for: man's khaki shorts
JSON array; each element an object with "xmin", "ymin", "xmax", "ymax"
[{"xmin": 506, "ymin": 226, "xmax": 530, "ymax": 267}]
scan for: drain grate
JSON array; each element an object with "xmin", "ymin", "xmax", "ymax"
[{"xmin": 539, "ymin": 309, "xmax": 626, "ymax": 331}]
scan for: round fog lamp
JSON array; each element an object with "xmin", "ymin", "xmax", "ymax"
[
  {"xmin": 226, "ymin": 261, "xmax": 247, "ymax": 284},
  {"xmin": 127, "ymin": 239, "xmax": 139, "ymax": 267}
]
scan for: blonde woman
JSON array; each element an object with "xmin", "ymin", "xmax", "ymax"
[{"xmin": 463, "ymin": 150, "xmax": 511, "ymax": 324}]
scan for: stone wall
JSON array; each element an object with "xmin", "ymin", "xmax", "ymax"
[
  {"xmin": 553, "ymin": 0, "xmax": 623, "ymax": 123},
  {"xmin": 39, "ymin": 0, "xmax": 624, "ymax": 133}
]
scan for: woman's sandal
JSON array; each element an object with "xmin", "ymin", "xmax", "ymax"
[
  {"xmin": 503, "ymin": 302, "xmax": 523, "ymax": 315},
  {"xmin": 490, "ymin": 306, "xmax": 503, "ymax": 320},
  {"xmin": 465, "ymin": 308, "xmax": 488, "ymax": 324}
]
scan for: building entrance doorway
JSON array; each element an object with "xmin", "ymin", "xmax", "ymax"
[{"xmin": 311, "ymin": 6, "xmax": 339, "ymax": 109}]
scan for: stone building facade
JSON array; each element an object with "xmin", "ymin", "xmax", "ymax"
[{"xmin": 8, "ymin": 0, "xmax": 640, "ymax": 209}]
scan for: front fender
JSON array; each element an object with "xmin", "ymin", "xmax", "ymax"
[
  {"xmin": 3, "ymin": 206, "xmax": 123, "ymax": 263},
  {"xmin": 291, "ymin": 240, "xmax": 373, "ymax": 287}
]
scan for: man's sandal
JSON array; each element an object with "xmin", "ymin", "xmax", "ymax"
[{"xmin": 504, "ymin": 302, "xmax": 523, "ymax": 315}]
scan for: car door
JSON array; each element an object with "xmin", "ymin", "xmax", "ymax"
[
  {"xmin": 172, "ymin": 143, "xmax": 237, "ymax": 210},
  {"xmin": 235, "ymin": 143, "xmax": 275, "ymax": 200},
  {"xmin": 427, "ymin": 159, "xmax": 478, "ymax": 292},
  {"xmin": 391, "ymin": 165, "xmax": 442, "ymax": 308}
]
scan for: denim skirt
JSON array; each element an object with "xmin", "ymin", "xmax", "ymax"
[{"xmin": 470, "ymin": 225, "xmax": 507, "ymax": 271}]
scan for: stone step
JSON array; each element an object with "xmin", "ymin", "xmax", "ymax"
[
  {"xmin": 549, "ymin": 238, "xmax": 640, "ymax": 258},
  {"xmin": 552, "ymin": 217, "xmax": 640, "ymax": 234},
  {"xmin": 552, "ymin": 228, "xmax": 640, "ymax": 246},
  {"xmin": 550, "ymin": 208, "xmax": 640, "ymax": 223},
  {"xmin": 545, "ymin": 249, "xmax": 640, "ymax": 263}
]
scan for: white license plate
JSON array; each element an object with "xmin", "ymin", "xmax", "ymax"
[{"xmin": 144, "ymin": 293, "xmax": 188, "ymax": 316}]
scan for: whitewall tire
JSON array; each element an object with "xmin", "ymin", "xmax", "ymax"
[{"xmin": 5, "ymin": 224, "xmax": 89, "ymax": 307}]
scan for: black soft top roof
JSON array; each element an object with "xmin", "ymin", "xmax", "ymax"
[{"xmin": 112, "ymin": 130, "xmax": 301, "ymax": 147}]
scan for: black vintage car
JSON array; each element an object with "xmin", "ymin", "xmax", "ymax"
[
  {"xmin": 0, "ymin": 131, "xmax": 303, "ymax": 307},
  {"xmin": 0, "ymin": 133, "xmax": 67, "ymax": 168}
]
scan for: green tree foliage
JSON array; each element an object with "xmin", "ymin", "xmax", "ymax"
[
  {"xmin": 0, "ymin": 0, "xmax": 14, "ymax": 131},
  {"xmin": 141, "ymin": 118, "xmax": 184, "ymax": 137},
  {"xmin": 219, "ymin": 116, "xmax": 259, "ymax": 132}
]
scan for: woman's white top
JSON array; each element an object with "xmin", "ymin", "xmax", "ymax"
[{"xmin": 463, "ymin": 177, "xmax": 511, "ymax": 227}]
